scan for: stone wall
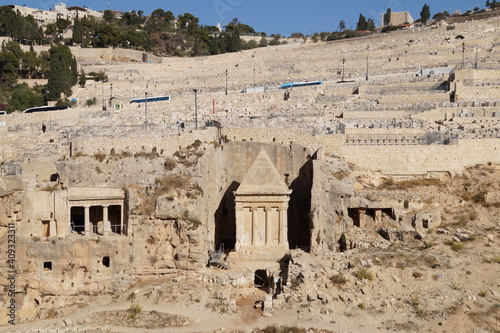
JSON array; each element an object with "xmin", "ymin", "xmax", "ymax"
[
  {"xmin": 70, "ymin": 126, "xmax": 500, "ymax": 175},
  {"xmin": 72, "ymin": 128, "xmax": 218, "ymax": 157},
  {"xmin": 330, "ymin": 138, "xmax": 500, "ymax": 175}
]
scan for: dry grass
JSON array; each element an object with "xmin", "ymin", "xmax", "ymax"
[
  {"xmin": 93, "ymin": 153, "xmax": 107, "ymax": 162},
  {"xmin": 163, "ymin": 157, "xmax": 177, "ymax": 171},
  {"xmin": 330, "ymin": 273, "xmax": 348, "ymax": 285},
  {"xmin": 380, "ymin": 178, "xmax": 442, "ymax": 189},
  {"xmin": 484, "ymin": 255, "xmax": 500, "ymax": 264},
  {"xmin": 155, "ymin": 174, "xmax": 190, "ymax": 196},
  {"xmin": 353, "ymin": 268, "xmax": 374, "ymax": 281},
  {"xmin": 261, "ymin": 326, "xmax": 305, "ymax": 333},
  {"xmin": 333, "ymin": 169, "xmax": 350, "ymax": 180},
  {"xmin": 127, "ymin": 304, "xmax": 142, "ymax": 319}
]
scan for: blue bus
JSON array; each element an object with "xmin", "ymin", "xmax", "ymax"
[
  {"xmin": 279, "ymin": 81, "xmax": 323, "ymax": 89},
  {"xmin": 130, "ymin": 95, "xmax": 171, "ymax": 103}
]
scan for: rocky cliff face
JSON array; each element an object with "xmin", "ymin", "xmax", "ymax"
[{"xmin": 3, "ymin": 141, "xmax": 482, "ymax": 326}]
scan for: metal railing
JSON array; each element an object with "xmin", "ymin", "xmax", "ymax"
[{"xmin": 69, "ymin": 223, "xmax": 127, "ymax": 236}]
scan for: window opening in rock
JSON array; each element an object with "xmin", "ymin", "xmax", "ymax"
[
  {"xmin": 102, "ymin": 256, "xmax": 110, "ymax": 267},
  {"xmin": 43, "ymin": 262, "xmax": 52, "ymax": 271},
  {"xmin": 70, "ymin": 206, "xmax": 85, "ymax": 234},
  {"xmin": 109, "ymin": 205, "xmax": 122, "ymax": 234},
  {"xmin": 348, "ymin": 208, "xmax": 360, "ymax": 227},
  {"xmin": 42, "ymin": 221, "xmax": 50, "ymax": 237},
  {"xmin": 90, "ymin": 206, "xmax": 104, "ymax": 234}
]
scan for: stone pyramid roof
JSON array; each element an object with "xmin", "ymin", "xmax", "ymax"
[{"xmin": 236, "ymin": 149, "xmax": 291, "ymax": 195}]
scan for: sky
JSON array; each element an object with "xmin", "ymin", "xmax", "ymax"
[{"xmin": 12, "ymin": 0, "xmax": 485, "ymax": 35}]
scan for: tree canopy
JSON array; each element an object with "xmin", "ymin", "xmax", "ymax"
[{"xmin": 420, "ymin": 4, "xmax": 431, "ymax": 25}]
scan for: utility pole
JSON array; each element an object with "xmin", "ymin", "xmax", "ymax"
[
  {"xmin": 225, "ymin": 70, "xmax": 228, "ymax": 95},
  {"xmin": 193, "ymin": 89, "xmax": 198, "ymax": 130},
  {"xmin": 144, "ymin": 92, "xmax": 148, "ymax": 130}
]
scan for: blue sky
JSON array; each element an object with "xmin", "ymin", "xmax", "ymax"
[{"xmin": 14, "ymin": 0, "xmax": 485, "ymax": 35}]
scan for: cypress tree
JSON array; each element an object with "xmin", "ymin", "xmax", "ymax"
[
  {"xmin": 72, "ymin": 12, "xmax": 83, "ymax": 44},
  {"xmin": 356, "ymin": 14, "xmax": 367, "ymax": 31},
  {"xmin": 70, "ymin": 56, "xmax": 78, "ymax": 85},
  {"xmin": 47, "ymin": 45, "xmax": 75, "ymax": 100},
  {"xmin": 420, "ymin": 4, "xmax": 431, "ymax": 25},
  {"xmin": 385, "ymin": 8, "xmax": 392, "ymax": 26},
  {"xmin": 78, "ymin": 68, "xmax": 86, "ymax": 87}
]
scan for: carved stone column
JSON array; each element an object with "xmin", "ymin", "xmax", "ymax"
[
  {"xmin": 358, "ymin": 208, "xmax": 366, "ymax": 228},
  {"xmin": 84, "ymin": 205, "xmax": 90, "ymax": 235},
  {"xmin": 235, "ymin": 206, "xmax": 244, "ymax": 251},
  {"xmin": 251, "ymin": 207, "xmax": 258, "ymax": 245},
  {"xmin": 103, "ymin": 205, "xmax": 110, "ymax": 235},
  {"xmin": 264, "ymin": 207, "xmax": 271, "ymax": 245}
]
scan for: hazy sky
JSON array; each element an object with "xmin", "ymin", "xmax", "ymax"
[{"xmin": 13, "ymin": 0, "xmax": 485, "ymax": 35}]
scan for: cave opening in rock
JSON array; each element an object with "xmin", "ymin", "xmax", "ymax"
[
  {"xmin": 287, "ymin": 157, "xmax": 314, "ymax": 251},
  {"xmin": 214, "ymin": 181, "xmax": 239, "ymax": 251},
  {"xmin": 254, "ymin": 269, "xmax": 269, "ymax": 289}
]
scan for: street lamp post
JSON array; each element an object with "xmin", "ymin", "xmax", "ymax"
[
  {"xmin": 405, "ymin": 50, "xmax": 408, "ymax": 78},
  {"xmin": 366, "ymin": 55, "xmax": 369, "ymax": 81},
  {"xmin": 253, "ymin": 68, "xmax": 256, "ymax": 92},
  {"xmin": 462, "ymin": 42, "xmax": 465, "ymax": 67},
  {"xmin": 109, "ymin": 83, "xmax": 113, "ymax": 107},
  {"xmin": 225, "ymin": 70, "xmax": 228, "ymax": 95},
  {"xmin": 193, "ymin": 89, "xmax": 198, "ymax": 130},
  {"xmin": 475, "ymin": 46, "xmax": 478, "ymax": 70},
  {"xmin": 341, "ymin": 59, "xmax": 345, "ymax": 82},
  {"xmin": 101, "ymin": 81, "xmax": 106, "ymax": 111}
]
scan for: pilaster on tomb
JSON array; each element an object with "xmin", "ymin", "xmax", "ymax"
[{"xmin": 233, "ymin": 149, "xmax": 292, "ymax": 256}]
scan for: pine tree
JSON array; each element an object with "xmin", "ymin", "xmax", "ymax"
[{"xmin": 420, "ymin": 4, "xmax": 431, "ymax": 25}]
